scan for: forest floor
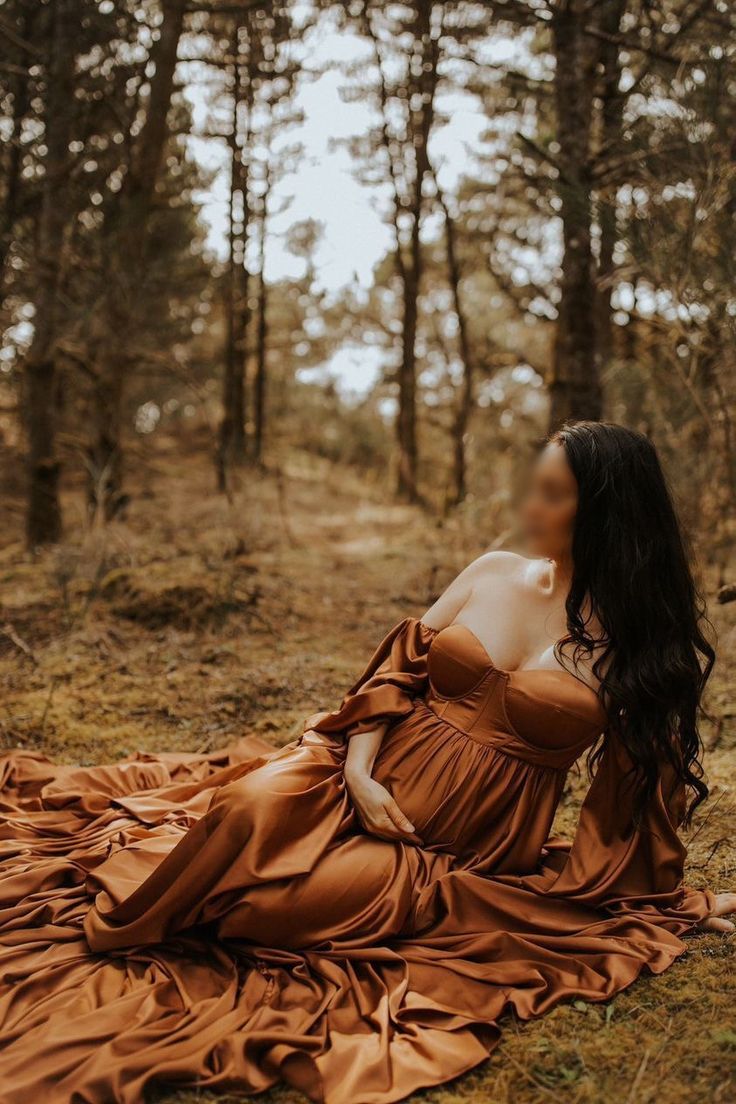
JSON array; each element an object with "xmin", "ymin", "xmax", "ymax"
[{"xmin": 0, "ymin": 432, "xmax": 734, "ymax": 1104}]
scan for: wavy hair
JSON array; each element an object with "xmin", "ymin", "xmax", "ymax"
[{"xmin": 551, "ymin": 421, "xmax": 714, "ymax": 825}]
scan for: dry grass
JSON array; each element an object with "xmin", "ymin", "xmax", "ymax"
[{"xmin": 0, "ymin": 433, "xmax": 734, "ymax": 1104}]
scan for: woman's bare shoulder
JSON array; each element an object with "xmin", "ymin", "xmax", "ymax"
[
  {"xmin": 463, "ymin": 551, "xmax": 559, "ymax": 611},
  {"xmin": 466, "ymin": 550, "xmax": 542, "ymax": 585},
  {"xmin": 422, "ymin": 550, "xmax": 542, "ymax": 629},
  {"xmin": 424, "ymin": 551, "xmax": 524, "ymax": 621}
]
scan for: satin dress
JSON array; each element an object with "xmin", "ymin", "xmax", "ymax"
[{"xmin": 0, "ymin": 618, "xmax": 714, "ymax": 1104}]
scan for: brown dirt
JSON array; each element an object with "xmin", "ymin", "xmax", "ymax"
[{"xmin": 1, "ymin": 435, "xmax": 734, "ymax": 1104}]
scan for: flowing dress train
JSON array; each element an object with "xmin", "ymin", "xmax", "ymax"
[{"xmin": 0, "ymin": 618, "xmax": 713, "ymax": 1103}]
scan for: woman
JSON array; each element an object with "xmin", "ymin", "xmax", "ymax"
[{"xmin": 0, "ymin": 421, "xmax": 733, "ymax": 1104}]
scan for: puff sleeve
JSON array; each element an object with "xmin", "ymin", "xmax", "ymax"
[
  {"xmin": 540, "ymin": 732, "xmax": 715, "ymax": 933},
  {"xmin": 305, "ymin": 617, "xmax": 437, "ymax": 740}
]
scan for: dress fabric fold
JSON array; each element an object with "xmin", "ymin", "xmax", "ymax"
[
  {"xmin": 306, "ymin": 616, "xmax": 437, "ymax": 737},
  {"xmin": 0, "ymin": 617, "xmax": 713, "ymax": 1104}
]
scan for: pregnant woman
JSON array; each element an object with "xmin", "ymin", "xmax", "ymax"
[{"xmin": 1, "ymin": 421, "xmax": 733, "ymax": 1104}]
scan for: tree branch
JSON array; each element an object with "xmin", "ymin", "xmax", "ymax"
[
  {"xmin": 582, "ymin": 25, "xmax": 711, "ymax": 66},
  {"xmin": 0, "ymin": 14, "xmax": 43, "ymax": 57}
]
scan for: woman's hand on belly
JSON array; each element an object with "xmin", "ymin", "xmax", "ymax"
[
  {"xmin": 345, "ymin": 771, "xmax": 420, "ymax": 843},
  {"xmin": 343, "ymin": 724, "xmax": 421, "ymax": 843}
]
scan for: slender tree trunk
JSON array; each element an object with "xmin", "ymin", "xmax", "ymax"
[
  {"xmin": 436, "ymin": 181, "xmax": 474, "ymax": 506},
  {"xmin": 88, "ymin": 0, "xmax": 185, "ymax": 519},
  {"xmin": 596, "ymin": 195, "xmax": 617, "ymax": 373},
  {"xmin": 252, "ymin": 176, "xmax": 269, "ymax": 465},
  {"xmin": 217, "ymin": 25, "xmax": 251, "ymax": 491},
  {"xmin": 24, "ymin": 0, "xmax": 75, "ymax": 547},
  {"xmin": 396, "ymin": 0, "xmax": 439, "ymax": 502},
  {"xmin": 397, "ymin": 263, "xmax": 420, "ymax": 500},
  {"xmin": 0, "ymin": 8, "xmax": 34, "ymax": 307},
  {"xmin": 594, "ymin": 0, "xmax": 626, "ymax": 373},
  {"xmin": 85, "ymin": 369, "xmax": 125, "ymax": 519},
  {"xmin": 548, "ymin": 0, "xmax": 602, "ymax": 430}
]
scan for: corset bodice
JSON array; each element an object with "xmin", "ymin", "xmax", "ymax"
[{"xmin": 424, "ymin": 623, "xmax": 607, "ymax": 771}]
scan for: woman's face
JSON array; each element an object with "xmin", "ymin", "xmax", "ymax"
[{"xmin": 520, "ymin": 441, "xmax": 578, "ymax": 560}]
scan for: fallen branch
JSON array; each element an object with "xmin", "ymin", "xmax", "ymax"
[{"xmin": 1, "ymin": 623, "xmax": 37, "ymax": 666}]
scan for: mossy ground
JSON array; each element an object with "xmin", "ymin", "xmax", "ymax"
[{"xmin": 1, "ymin": 433, "xmax": 733, "ymax": 1104}]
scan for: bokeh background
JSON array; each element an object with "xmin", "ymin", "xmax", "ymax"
[{"xmin": 0, "ymin": 1, "xmax": 734, "ymax": 1102}]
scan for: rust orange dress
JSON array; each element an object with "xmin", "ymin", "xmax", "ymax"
[{"xmin": 0, "ymin": 618, "xmax": 714, "ymax": 1104}]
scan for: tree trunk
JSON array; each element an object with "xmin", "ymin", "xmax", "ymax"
[
  {"xmin": 397, "ymin": 262, "xmax": 420, "ymax": 500},
  {"xmin": 85, "ymin": 368, "xmax": 124, "ymax": 520},
  {"xmin": 436, "ymin": 181, "xmax": 474, "ymax": 506},
  {"xmin": 548, "ymin": 0, "xmax": 602, "ymax": 430},
  {"xmin": 395, "ymin": 0, "xmax": 439, "ymax": 502},
  {"xmin": 217, "ymin": 25, "xmax": 251, "ymax": 491},
  {"xmin": 24, "ymin": 0, "xmax": 76, "ymax": 547},
  {"xmin": 252, "ymin": 176, "xmax": 269, "ymax": 465},
  {"xmin": 88, "ymin": 0, "xmax": 185, "ymax": 519},
  {"xmin": 594, "ymin": 0, "xmax": 626, "ymax": 374},
  {"xmin": 0, "ymin": 7, "xmax": 34, "ymax": 308}
]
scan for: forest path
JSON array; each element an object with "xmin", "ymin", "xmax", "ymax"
[
  {"xmin": 0, "ymin": 439, "xmax": 468, "ymax": 764},
  {"xmin": 0, "ymin": 438, "xmax": 733, "ymax": 1104}
]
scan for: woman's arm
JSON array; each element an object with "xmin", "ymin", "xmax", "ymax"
[
  {"xmin": 306, "ymin": 619, "xmax": 437, "ymax": 843},
  {"xmin": 337, "ymin": 563, "xmax": 477, "ymax": 843},
  {"xmin": 344, "ymin": 723, "xmax": 386, "ymax": 780},
  {"xmin": 420, "ymin": 552, "xmax": 498, "ymax": 629},
  {"xmin": 537, "ymin": 732, "xmax": 724, "ymax": 934},
  {"xmin": 344, "ymin": 726, "xmax": 417, "ymax": 841},
  {"xmin": 315, "ymin": 555, "xmax": 501, "ymax": 843}
]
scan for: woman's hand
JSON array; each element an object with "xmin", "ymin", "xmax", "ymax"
[
  {"xmin": 700, "ymin": 892, "xmax": 736, "ymax": 933},
  {"xmin": 345, "ymin": 771, "xmax": 419, "ymax": 843}
]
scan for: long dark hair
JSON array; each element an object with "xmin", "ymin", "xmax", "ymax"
[{"xmin": 552, "ymin": 421, "xmax": 714, "ymax": 825}]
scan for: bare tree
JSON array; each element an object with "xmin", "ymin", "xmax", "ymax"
[
  {"xmin": 252, "ymin": 161, "xmax": 270, "ymax": 465},
  {"xmin": 547, "ymin": 0, "xmax": 602, "ymax": 429},
  {"xmin": 85, "ymin": 0, "xmax": 187, "ymax": 519},
  {"xmin": 435, "ymin": 178, "xmax": 475, "ymax": 506},
  {"xmin": 217, "ymin": 20, "xmax": 252, "ymax": 489},
  {"xmin": 593, "ymin": 0, "xmax": 628, "ymax": 376},
  {"xmin": 545, "ymin": 0, "xmax": 714, "ymax": 429},
  {"xmin": 354, "ymin": 1, "xmax": 444, "ymax": 503},
  {"xmin": 211, "ymin": 2, "xmax": 302, "ymax": 481},
  {"xmin": 24, "ymin": 0, "xmax": 76, "ymax": 547},
  {"xmin": 0, "ymin": 5, "xmax": 36, "ymax": 310}
]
